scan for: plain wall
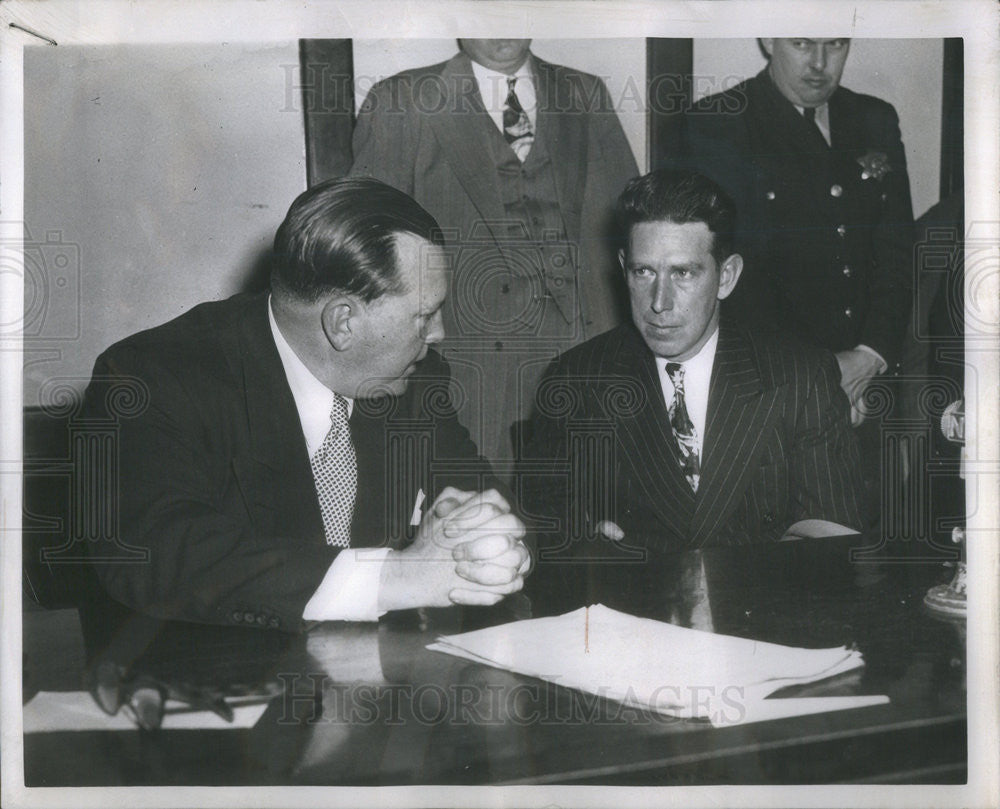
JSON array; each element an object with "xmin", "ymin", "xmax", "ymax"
[
  {"xmin": 23, "ymin": 43, "xmax": 307, "ymax": 406},
  {"xmin": 692, "ymin": 38, "xmax": 944, "ymax": 218},
  {"xmin": 352, "ymin": 39, "xmax": 647, "ymax": 171}
]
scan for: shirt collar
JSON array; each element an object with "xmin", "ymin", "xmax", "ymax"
[
  {"xmin": 268, "ymin": 295, "xmax": 352, "ymax": 457},
  {"xmin": 662, "ymin": 326, "xmax": 719, "ymax": 373},
  {"xmin": 469, "ymin": 54, "xmax": 536, "ymax": 116}
]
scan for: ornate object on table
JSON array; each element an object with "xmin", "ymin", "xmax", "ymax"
[
  {"xmin": 924, "ymin": 526, "xmax": 967, "ymax": 618},
  {"xmin": 924, "ymin": 399, "xmax": 966, "ymax": 619}
]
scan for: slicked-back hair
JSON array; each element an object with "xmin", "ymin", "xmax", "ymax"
[
  {"xmin": 616, "ymin": 169, "xmax": 738, "ymax": 264},
  {"xmin": 271, "ymin": 177, "xmax": 445, "ymax": 303}
]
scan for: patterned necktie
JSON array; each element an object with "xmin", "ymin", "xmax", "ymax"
[
  {"xmin": 665, "ymin": 362, "xmax": 700, "ymax": 491},
  {"xmin": 310, "ymin": 394, "xmax": 357, "ymax": 547},
  {"xmin": 802, "ymin": 105, "xmax": 829, "ymax": 150},
  {"xmin": 502, "ymin": 76, "xmax": 534, "ymax": 162}
]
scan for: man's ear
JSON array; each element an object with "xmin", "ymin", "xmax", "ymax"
[
  {"xmin": 717, "ymin": 254, "xmax": 744, "ymax": 300},
  {"xmin": 320, "ymin": 297, "xmax": 356, "ymax": 351},
  {"xmin": 618, "ymin": 248, "xmax": 626, "ymax": 273},
  {"xmin": 759, "ymin": 38, "xmax": 774, "ymax": 58}
]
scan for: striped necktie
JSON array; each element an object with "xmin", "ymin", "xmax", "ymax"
[
  {"xmin": 665, "ymin": 362, "xmax": 700, "ymax": 491},
  {"xmin": 502, "ymin": 76, "xmax": 534, "ymax": 161},
  {"xmin": 310, "ymin": 394, "xmax": 357, "ymax": 547}
]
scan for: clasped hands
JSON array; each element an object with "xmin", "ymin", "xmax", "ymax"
[
  {"xmin": 835, "ymin": 348, "xmax": 884, "ymax": 427},
  {"xmin": 378, "ymin": 487, "xmax": 530, "ymax": 612}
]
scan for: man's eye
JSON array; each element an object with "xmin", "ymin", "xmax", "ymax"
[
  {"xmin": 791, "ymin": 40, "xmax": 810, "ymax": 50},
  {"xmin": 630, "ymin": 267, "xmax": 654, "ymax": 278}
]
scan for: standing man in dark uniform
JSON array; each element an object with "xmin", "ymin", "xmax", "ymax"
[
  {"xmin": 682, "ymin": 38, "xmax": 914, "ymax": 518},
  {"xmin": 350, "ymin": 39, "xmax": 638, "ymax": 469}
]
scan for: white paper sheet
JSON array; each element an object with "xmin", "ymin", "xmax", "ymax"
[
  {"xmin": 428, "ymin": 604, "xmax": 888, "ymax": 726},
  {"xmin": 22, "ymin": 691, "xmax": 271, "ymax": 733}
]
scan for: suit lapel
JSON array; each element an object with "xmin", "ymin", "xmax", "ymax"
[
  {"xmin": 236, "ymin": 296, "xmax": 324, "ymax": 542},
  {"xmin": 427, "ymin": 54, "xmax": 509, "ymax": 237},
  {"xmin": 533, "ymin": 58, "xmax": 587, "ymax": 246},
  {"xmin": 689, "ymin": 326, "xmax": 777, "ymax": 546},
  {"xmin": 610, "ymin": 327, "xmax": 696, "ymax": 533}
]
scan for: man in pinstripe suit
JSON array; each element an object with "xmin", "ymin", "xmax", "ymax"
[{"xmin": 523, "ymin": 170, "xmax": 864, "ymax": 584}]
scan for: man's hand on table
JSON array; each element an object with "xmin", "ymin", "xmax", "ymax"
[
  {"xmin": 835, "ymin": 349, "xmax": 884, "ymax": 427},
  {"xmin": 377, "ymin": 487, "xmax": 529, "ymax": 612}
]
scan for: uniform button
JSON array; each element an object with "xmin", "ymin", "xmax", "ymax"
[
  {"xmin": 881, "ymin": 192, "xmax": 889, "ymax": 202},
  {"xmin": 762, "ymin": 512, "xmax": 775, "ymax": 524},
  {"xmin": 501, "ymin": 283, "xmax": 510, "ymax": 294},
  {"xmin": 844, "ymin": 307, "xmax": 853, "ymax": 318},
  {"xmin": 830, "ymin": 184, "xmax": 843, "ymax": 198},
  {"xmin": 765, "ymin": 190, "xmax": 776, "ymax": 201},
  {"xmin": 836, "ymin": 225, "xmax": 847, "ymax": 236},
  {"xmin": 494, "ymin": 341, "xmax": 503, "ymax": 351},
  {"xmin": 269, "ymin": 617, "xmax": 279, "ymax": 628},
  {"xmin": 256, "ymin": 615, "xmax": 267, "ymax": 626},
  {"xmin": 244, "ymin": 612, "xmax": 255, "ymax": 623},
  {"xmin": 842, "ymin": 265, "xmax": 852, "ymax": 277},
  {"xmin": 232, "ymin": 611, "xmax": 243, "ymax": 623}
]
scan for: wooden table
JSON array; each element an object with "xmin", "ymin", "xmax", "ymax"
[{"xmin": 22, "ymin": 535, "xmax": 966, "ymax": 786}]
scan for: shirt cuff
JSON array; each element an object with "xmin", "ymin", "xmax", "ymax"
[
  {"xmin": 854, "ymin": 344, "xmax": 887, "ymax": 374},
  {"xmin": 302, "ymin": 547, "xmax": 391, "ymax": 622}
]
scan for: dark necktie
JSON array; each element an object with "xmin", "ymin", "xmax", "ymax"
[
  {"xmin": 665, "ymin": 362, "xmax": 700, "ymax": 491},
  {"xmin": 502, "ymin": 77, "xmax": 534, "ymax": 161},
  {"xmin": 802, "ymin": 105, "xmax": 829, "ymax": 150},
  {"xmin": 310, "ymin": 394, "xmax": 357, "ymax": 547}
]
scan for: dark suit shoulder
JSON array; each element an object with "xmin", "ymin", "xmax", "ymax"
[
  {"xmin": 92, "ymin": 293, "xmax": 265, "ymax": 402},
  {"xmin": 735, "ymin": 326, "xmax": 839, "ymax": 390},
  {"xmin": 544, "ymin": 324, "xmax": 639, "ymax": 378}
]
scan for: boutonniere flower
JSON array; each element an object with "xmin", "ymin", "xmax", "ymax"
[{"xmin": 856, "ymin": 150, "xmax": 891, "ymax": 181}]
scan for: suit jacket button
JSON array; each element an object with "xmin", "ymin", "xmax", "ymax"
[
  {"xmin": 844, "ymin": 307, "xmax": 853, "ymax": 318},
  {"xmin": 836, "ymin": 224, "xmax": 847, "ymax": 236},
  {"xmin": 830, "ymin": 184, "xmax": 843, "ymax": 198},
  {"xmin": 765, "ymin": 190, "xmax": 776, "ymax": 201},
  {"xmin": 842, "ymin": 265, "xmax": 852, "ymax": 277},
  {"xmin": 763, "ymin": 512, "xmax": 775, "ymax": 524}
]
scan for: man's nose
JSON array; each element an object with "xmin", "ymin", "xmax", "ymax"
[
  {"xmin": 651, "ymin": 278, "xmax": 674, "ymax": 313},
  {"xmin": 809, "ymin": 45, "xmax": 827, "ymax": 72},
  {"xmin": 424, "ymin": 310, "xmax": 445, "ymax": 344}
]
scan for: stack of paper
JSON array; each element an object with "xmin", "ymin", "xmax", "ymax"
[{"xmin": 427, "ymin": 604, "xmax": 888, "ymax": 727}]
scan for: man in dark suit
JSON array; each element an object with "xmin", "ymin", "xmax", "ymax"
[
  {"xmin": 523, "ymin": 170, "xmax": 864, "ymax": 604},
  {"xmin": 83, "ymin": 178, "xmax": 529, "ymax": 632},
  {"xmin": 681, "ymin": 39, "xmax": 914, "ymax": 441},
  {"xmin": 350, "ymin": 39, "xmax": 638, "ymax": 466}
]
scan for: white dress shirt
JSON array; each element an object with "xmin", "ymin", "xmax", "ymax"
[
  {"xmin": 796, "ymin": 101, "xmax": 831, "ymax": 145},
  {"xmin": 470, "ymin": 57, "xmax": 537, "ymax": 134},
  {"xmin": 656, "ymin": 328, "xmax": 719, "ymax": 462},
  {"xmin": 268, "ymin": 298, "xmax": 389, "ymax": 623}
]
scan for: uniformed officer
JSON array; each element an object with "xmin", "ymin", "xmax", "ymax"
[{"xmin": 680, "ymin": 38, "xmax": 914, "ymax": 427}]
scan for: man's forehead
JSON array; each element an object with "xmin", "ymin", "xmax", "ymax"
[{"xmin": 391, "ymin": 232, "xmax": 447, "ymax": 294}]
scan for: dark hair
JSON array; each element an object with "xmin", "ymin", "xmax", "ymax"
[
  {"xmin": 271, "ymin": 177, "xmax": 444, "ymax": 302},
  {"xmin": 616, "ymin": 169, "xmax": 737, "ymax": 263}
]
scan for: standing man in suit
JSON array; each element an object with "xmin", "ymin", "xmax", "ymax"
[
  {"xmin": 681, "ymin": 39, "xmax": 914, "ymax": 518},
  {"xmin": 83, "ymin": 178, "xmax": 529, "ymax": 632},
  {"xmin": 350, "ymin": 39, "xmax": 639, "ymax": 468},
  {"xmin": 523, "ymin": 170, "xmax": 864, "ymax": 604}
]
